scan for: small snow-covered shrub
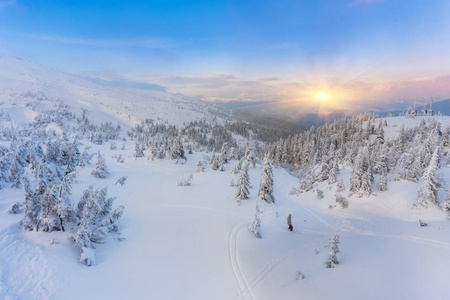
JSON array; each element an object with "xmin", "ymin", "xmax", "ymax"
[
  {"xmin": 6, "ymin": 202, "xmax": 24, "ymax": 214},
  {"xmin": 419, "ymin": 219, "xmax": 428, "ymax": 227},
  {"xmin": 317, "ymin": 189, "xmax": 324, "ymax": 199},
  {"xmin": 79, "ymin": 247, "xmax": 95, "ymax": 266},
  {"xmin": 177, "ymin": 174, "xmax": 193, "ymax": 186},
  {"xmin": 115, "ymin": 176, "xmax": 128, "ymax": 186},
  {"xmin": 335, "ymin": 194, "xmax": 348, "ymax": 209}
]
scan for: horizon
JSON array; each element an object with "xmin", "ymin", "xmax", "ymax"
[{"xmin": 1, "ymin": 0, "xmax": 450, "ymax": 114}]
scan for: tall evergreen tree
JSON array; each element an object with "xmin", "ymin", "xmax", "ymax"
[
  {"xmin": 414, "ymin": 147, "xmax": 440, "ymax": 208},
  {"xmin": 250, "ymin": 201, "xmax": 262, "ymax": 238},
  {"xmin": 22, "ymin": 173, "xmax": 41, "ymax": 231},
  {"xmin": 258, "ymin": 157, "xmax": 275, "ymax": 203},
  {"xmin": 235, "ymin": 160, "xmax": 251, "ymax": 203}
]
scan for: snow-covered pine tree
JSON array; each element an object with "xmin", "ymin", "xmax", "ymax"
[
  {"xmin": 195, "ymin": 160, "xmax": 205, "ymax": 173},
  {"xmin": 66, "ymin": 138, "xmax": 80, "ymax": 173},
  {"xmin": 235, "ymin": 159, "xmax": 251, "ymax": 203},
  {"xmin": 134, "ymin": 141, "xmax": 144, "ymax": 159},
  {"xmin": 10, "ymin": 156, "xmax": 24, "ymax": 188},
  {"xmin": 258, "ymin": 157, "xmax": 275, "ymax": 203},
  {"xmin": 349, "ymin": 147, "xmax": 372, "ymax": 197},
  {"xmin": 325, "ymin": 233, "xmax": 340, "ymax": 268},
  {"xmin": 209, "ymin": 149, "xmax": 215, "ymax": 165},
  {"xmin": 77, "ymin": 184, "xmax": 94, "ymax": 220},
  {"xmin": 250, "ymin": 200, "xmax": 262, "ymax": 238},
  {"xmin": 22, "ymin": 173, "xmax": 41, "ymax": 231},
  {"xmin": 336, "ymin": 178, "xmax": 345, "ymax": 192},
  {"xmin": 440, "ymin": 190, "xmax": 450, "ymax": 216},
  {"xmin": 414, "ymin": 147, "xmax": 440, "ymax": 208},
  {"xmin": 78, "ymin": 146, "xmax": 91, "ymax": 167},
  {"xmin": 230, "ymin": 157, "xmax": 244, "ymax": 174},
  {"xmin": 317, "ymin": 189, "xmax": 324, "ymax": 199},
  {"xmin": 328, "ymin": 162, "xmax": 337, "ymax": 184},
  {"xmin": 377, "ymin": 171, "xmax": 388, "ymax": 191},
  {"xmin": 56, "ymin": 171, "xmax": 77, "ymax": 231},
  {"xmin": 91, "ymin": 152, "xmax": 109, "ymax": 178},
  {"xmin": 74, "ymin": 185, "xmax": 123, "ymax": 266},
  {"xmin": 334, "ymin": 194, "xmax": 348, "ymax": 208},
  {"xmin": 220, "ymin": 142, "xmax": 228, "ymax": 164}
]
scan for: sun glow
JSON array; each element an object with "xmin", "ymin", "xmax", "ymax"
[{"xmin": 317, "ymin": 93, "xmax": 329, "ymax": 101}]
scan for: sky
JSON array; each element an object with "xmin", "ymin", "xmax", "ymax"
[{"xmin": 1, "ymin": 0, "xmax": 450, "ymax": 114}]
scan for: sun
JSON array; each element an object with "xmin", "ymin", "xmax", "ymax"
[{"xmin": 317, "ymin": 93, "xmax": 329, "ymax": 101}]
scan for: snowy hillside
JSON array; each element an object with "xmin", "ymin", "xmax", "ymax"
[
  {"xmin": 0, "ymin": 55, "xmax": 229, "ymax": 128},
  {"xmin": 1, "ymin": 57, "xmax": 450, "ymax": 300},
  {"xmin": 1, "ymin": 117, "xmax": 450, "ymax": 299}
]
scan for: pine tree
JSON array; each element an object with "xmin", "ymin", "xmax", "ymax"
[
  {"xmin": 195, "ymin": 160, "xmax": 205, "ymax": 173},
  {"xmin": 336, "ymin": 178, "xmax": 345, "ymax": 192},
  {"xmin": 134, "ymin": 141, "xmax": 144, "ymax": 159},
  {"xmin": 258, "ymin": 157, "xmax": 275, "ymax": 203},
  {"xmin": 250, "ymin": 201, "xmax": 262, "ymax": 238},
  {"xmin": 220, "ymin": 142, "xmax": 228, "ymax": 164},
  {"xmin": 349, "ymin": 147, "xmax": 372, "ymax": 197},
  {"xmin": 325, "ymin": 233, "xmax": 340, "ymax": 268},
  {"xmin": 91, "ymin": 152, "xmax": 109, "ymax": 178},
  {"xmin": 377, "ymin": 172, "xmax": 388, "ymax": 191},
  {"xmin": 235, "ymin": 160, "xmax": 251, "ymax": 203},
  {"xmin": 56, "ymin": 171, "xmax": 77, "ymax": 231},
  {"xmin": 209, "ymin": 149, "xmax": 215, "ymax": 165},
  {"xmin": 414, "ymin": 147, "xmax": 439, "ymax": 208},
  {"xmin": 22, "ymin": 173, "xmax": 41, "ymax": 231},
  {"xmin": 66, "ymin": 138, "xmax": 80, "ymax": 173},
  {"xmin": 78, "ymin": 146, "xmax": 91, "ymax": 167}
]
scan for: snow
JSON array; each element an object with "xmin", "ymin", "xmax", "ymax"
[
  {"xmin": 2, "ymin": 143, "xmax": 450, "ymax": 299},
  {"xmin": 2, "ymin": 56, "xmax": 450, "ymax": 299},
  {"xmin": 0, "ymin": 55, "xmax": 230, "ymax": 129}
]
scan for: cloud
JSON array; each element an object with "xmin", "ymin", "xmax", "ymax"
[
  {"xmin": 0, "ymin": 0, "xmax": 16, "ymax": 10},
  {"xmin": 21, "ymin": 33, "xmax": 176, "ymax": 49}
]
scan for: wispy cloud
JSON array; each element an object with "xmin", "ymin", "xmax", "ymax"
[
  {"xmin": 21, "ymin": 33, "xmax": 176, "ymax": 49},
  {"xmin": 0, "ymin": 0, "xmax": 16, "ymax": 10}
]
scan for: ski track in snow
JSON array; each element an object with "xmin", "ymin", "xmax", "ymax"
[
  {"xmin": 229, "ymin": 221, "xmax": 255, "ymax": 300},
  {"xmin": 247, "ymin": 236, "xmax": 329, "ymax": 292},
  {"xmin": 297, "ymin": 204, "xmax": 450, "ymax": 249},
  {"xmin": 0, "ymin": 227, "xmax": 56, "ymax": 300}
]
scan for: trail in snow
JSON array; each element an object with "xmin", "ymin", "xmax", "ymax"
[{"xmin": 230, "ymin": 221, "xmax": 255, "ymax": 300}]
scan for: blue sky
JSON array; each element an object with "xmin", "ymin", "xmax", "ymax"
[{"xmin": 1, "ymin": 0, "xmax": 450, "ymax": 109}]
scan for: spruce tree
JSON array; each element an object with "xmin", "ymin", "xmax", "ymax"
[
  {"xmin": 414, "ymin": 147, "xmax": 439, "ymax": 208},
  {"xmin": 235, "ymin": 159, "xmax": 251, "ymax": 203},
  {"xmin": 325, "ymin": 233, "xmax": 340, "ymax": 268},
  {"xmin": 258, "ymin": 157, "xmax": 275, "ymax": 203},
  {"xmin": 250, "ymin": 201, "xmax": 262, "ymax": 238},
  {"xmin": 91, "ymin": 152, "xmax": 109, "ymax": 178},
  {"xmin": 22, "ymin": 173, "xmax": 41, "ymax": 231}
]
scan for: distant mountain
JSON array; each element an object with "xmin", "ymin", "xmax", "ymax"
[{"xmin": 0, "ymin": 55, "xmax": 230, "ymax": 128}]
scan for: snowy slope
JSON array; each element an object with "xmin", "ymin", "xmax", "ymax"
[
  {"xmin": 1, "ymin": 56, "xmax": 450, "ymax": 299},
  {"xmin": 0, "ymin": 55, "xmax": 229, "ymax": 128},
  {"xmin": 1, "ymin": 123, "xmax": 450, "ymax": 299}
]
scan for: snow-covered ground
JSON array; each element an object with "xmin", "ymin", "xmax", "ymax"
[
  {"xmin": 0, "ymin": 55, "xmax": 229, "ymax": 129},
  {"xmin": 1, "ymin": 55, "xmax": 450, "ymax": 300},
  {"xmin": 1, "ymin": 137, "xmax": 450, "ymax": 300}
]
